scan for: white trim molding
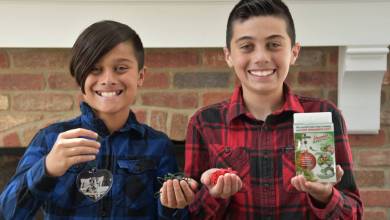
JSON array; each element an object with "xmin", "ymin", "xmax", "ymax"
[
  {"xmin": 338, "ymin": 46, "xmax": 389, "ymax": 134},
  {"xmin": 0, "ymin": 0, "xmax": 389, "ymax": 48}
]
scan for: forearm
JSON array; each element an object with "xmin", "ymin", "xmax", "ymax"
[
  {"xmin": 0, "ymin": 157, "xmax": 56, "ymax": 219},
  {"xmin": 308, "ymin": 186, "xmax": 362, "ymax": 219}
]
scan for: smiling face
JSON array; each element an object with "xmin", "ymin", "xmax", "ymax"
[
  {"xmin": 224, "ymin": 15, "xmax": 300, "ymax": 98},
  {"xmin": 82, "ymin": 41, "xmax": 144, "ymax": 119}
]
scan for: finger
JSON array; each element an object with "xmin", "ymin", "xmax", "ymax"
[
  {"xmin": 68, "ymin": 154, "xmax": 96, "ymax": 166},
  {"xmin": 173, "ymin": 180, "xmax": 186, "ymax": 208},
  {"xmin": 210, "ymin": 176, "xmax": 224, "ymax": 197},
  {"xmin": 336, "ymin": 165, "xmax": 344, "ymax": 183},
  {"xmin": 201, "ymin": 169, "xmax": 217, "ymax": 186},
  {"xmin": 180, "ymin": 180, "xmax": 195, "ymax": 204},
  {"xmin": 58, "ymin": 128, "xmax": 98, "ymax": 140},
  {"xmin": 231, "ymin": 174, "xmax": 241, "ymax": 193},
  {"xmin": 166, "ymin": 180, "xmax": 176, "ymax": 207},
  {"xmin": 221, "ymin": 174, "xmax": 232, "ymax": 198},
  {"xmin": 64, "ymin": 146, "xmax": 99, "ymax": 157},
  {"xmin": 63, "ymin": 138, "xmax": 101, "ymax": 149},
  {"xmin": 160, "ymin": 183, "xmax": 168, "ymax": 206},
  {"xmin": 187, "ymin": 178, "xmax": 199, "ymax": 191}
]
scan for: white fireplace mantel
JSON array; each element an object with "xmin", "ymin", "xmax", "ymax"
[{"xmin": 0, "ymin": 0, "xmax": 389, "ymax": 134}]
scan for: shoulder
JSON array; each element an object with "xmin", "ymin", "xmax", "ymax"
[
  {"xmin": 189, "ymin": 100, "xmax": 230, "ymax": 125},
  {"xmin": 297, "ymin": 95, "xmax": 341, "ymax": 115},
  {"xmin": 138, "ymin": 123, "xmax": 171, "ymax": 143}
]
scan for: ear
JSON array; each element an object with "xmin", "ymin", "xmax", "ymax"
[
  {"xmin": 223, "ymin": 47, "xmax": 234, "ymax": 68},
  {"xmin": 137, "ymin": 67, "xmax": 145, "ymax": 87},
  {"xmin": 290, "ymin": 42, "xmax": 301, "ymax": 65}
]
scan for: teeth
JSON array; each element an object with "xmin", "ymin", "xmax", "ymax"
[
  {"xmin": 249, "ymin": 70, "xmax": 274, "ymax": 77},
  {"xmin": 101, "ymin": 92, "xmax": 116, "ymax": 97}
]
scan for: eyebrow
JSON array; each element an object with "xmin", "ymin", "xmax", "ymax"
[{"xmin": 235, "ymin": 34, "xmax": 286, "ymax": 44}]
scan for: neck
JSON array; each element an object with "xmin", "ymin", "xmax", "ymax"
[
  {"xmin": 96, "ymin": 109, "xmax": 130, "ymax": 134},
  {"xmin": 242, "ymin": 86, "xmax": 284, "ymax": 121}
]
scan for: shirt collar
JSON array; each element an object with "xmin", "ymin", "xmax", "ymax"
[
  {"xmin": 226, "ymin": 83, "xmax": 304, "ymax": 123},
  {"xmin": 80, "ymin": 102, "xmax": 145, "ymax": 137}
]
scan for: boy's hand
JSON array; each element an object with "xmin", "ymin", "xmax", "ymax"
[
  {"xmin": 160, "ymin": 178, "xmax": 198, "ymax": 209},
  {"xmin": 45, "ymin": 128, "xmax": 100, "ymax": 177},
  {"xmin": 201, "ymin": 168, "xmax": 242, "ymax": 199},
  {"xmin": 290, "ymin": 165, "xmax": 344, "ymax": 203}
]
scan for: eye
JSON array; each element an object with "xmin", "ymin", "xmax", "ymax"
[
  {"xmin": 115, "ymin": 65, "xmax": 129, "ymax": 73},
  {"xmin": 239, "ymin": 43, "xmax": 254, "ymax": 52},
  {"xmin": 90, "ymin": 66, "xmax": 101, "ymax": 75},
  {"xmin": 267, "ymin": 42, "xmax": 281, "ymax": 50}
]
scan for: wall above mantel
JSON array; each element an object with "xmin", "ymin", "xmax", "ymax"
[{"xmin": 0, "ymin": 0, "xmax": 389, "ymax": 48}]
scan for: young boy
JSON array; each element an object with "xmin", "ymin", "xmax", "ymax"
[
  {"xmin": 0, "ymin": 20, "xmax": 190, "ymax": 219},
  {"xmin": 184, "ymin": 0, "xmax": 363, "ymax": 219}
]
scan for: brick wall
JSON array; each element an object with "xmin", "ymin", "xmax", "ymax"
[{"xmin": 0, "ymin": 47, "xmax": 389, "ymax": 219}]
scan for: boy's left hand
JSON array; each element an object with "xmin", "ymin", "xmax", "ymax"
[
  {"xmin": 290, "ymin": 165, "xmax": 344, "ymax": 204},
  {"xmin": 159, "ymin": 178, "xmax": 198, "ymax": 209}
]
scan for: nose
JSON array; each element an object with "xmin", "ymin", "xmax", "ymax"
[
  {"xmin": 253, "ymin": 46, "xmax": 271, "ymax": 64},
  {"xmin": 99, "ymin": 69, "xmax": 116, "ymax": 86}
]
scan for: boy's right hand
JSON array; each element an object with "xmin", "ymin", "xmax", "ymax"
[
  {"xmin": 201, "ymin": 168, "xmax": 242, "ymax": 199},
  {"xmin": 45, "ymin": 128, "xmax": 100, "ymax": 177}
]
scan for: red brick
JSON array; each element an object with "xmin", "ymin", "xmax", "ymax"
[
  {"xmin": 201, "ymin": 49, "xmax": 228, "ymax": 68},
  {"xmin": 150, "ymin": 111, "xmax": 167, "ymax": 133},
  {"xmin": 327, "ymin": 89, "xmax": 338, "ymax": 105},
  {"xmin": 0, "ymin": 114, "xmax": 43, "ymax": 132},
  {"xmin": 10, "ymin": 49, "xmax": 70, "ymax": 69},
  {"xmin": 170, "ymin": 113, "xmax": 188, "ymax": 141},
  {"xmin": 296, "ymin": 48, "xmax": 325, "ymax": 67},
  {"xmin": 0, "ymin": 74, "xmax": 45, "ymax": 90},
  {"xmin": 327, "ymin": 47, "xmax": 339, "ymax": 66},
  {"xmin": 354, "ymin": 170, "xmax": 384, "ymax": 187},
  {"xmin": 0, "ymin": 95, "xmax": 9, "ymax": 110},
  {"xmin": 360, "ymin": 190, "xmax": 390, "ymax": 207},
  {"xmin": 358, "ymin": 150, "xmax": 390, "ymax": 166},
  {"xmin": 382, "ymin": 109, "xmax": 390, "ymax": 125},
  {"xmin": 22, "ymin": 126, "xmax": 40, "ymax": 146},
  {"xmin": 384, "ymin": 70, "xmax": 390, "ymax": 85},
  {"xmin": 145, "ymin": 49, "xmax": 199, "ymax": 68},
  {"xmin": 174, "ymin": 72, "xmax": 230, "ymax": 88},
  {"xmin": 132, "ymin": 108, "xmax": 147, "ymax": 124},
  {"xmin": 349, "ymin": 129, "xmax": 386, "ymax": 147},
  {"xmin": 0, "ymin": 50, "xmax": 10, "ymax": 68},
  {"xmin": 12, "ymin": 93, "xmax": 74, "ymax": 111},
  {"xmin": 141, "ymin": 92, "xmax": 198, "ymax": 109},
  {"xmin": 298, "ymin": 71, "xmax": 337, "ymax": 88},
  {"xmin": 293, "ymin": 89, "xmax": 325, "ymax": 99},
  {"xmin": 363, "ymin": 210, "xmax": 387, "ymax": 220},
  {"xmin": 48, "ymin": 73, "xmax": 78, "ymax": 90},
  {"xmin": 202, "ymin": 91, "xmax": 231, "ymax": 106},
  {"xmin": 3, "ymin": 132, "xmax": 21, "ymax": 147},
  {"xmin": 142, "ymin": 72, "xmax": 170, "ymax": 89}
]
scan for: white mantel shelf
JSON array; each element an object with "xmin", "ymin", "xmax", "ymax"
[{"xmin": 0, "ymin": 0, "xmax": 389, "ymax": 134}]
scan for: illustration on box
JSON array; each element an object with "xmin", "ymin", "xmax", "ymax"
[{"xmin": 295, "ymin": 133, "xmax": 336, "ymax": 182}]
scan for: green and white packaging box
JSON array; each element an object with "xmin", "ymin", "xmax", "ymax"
[{"xmin": 293, "ymin": 112, "xmax": 336, "ymax": 183}]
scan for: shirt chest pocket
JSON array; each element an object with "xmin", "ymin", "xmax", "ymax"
[
  {"xmin": 114, "ymin": 158, "xmax": 157, "ymax": 210},
  {"xmin": 214, "ymin": 145, "xmax": 250, "ymax": 179}
]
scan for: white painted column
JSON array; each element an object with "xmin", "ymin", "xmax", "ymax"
[{"xmin": 338, "ymin": 46, "xmax": 389, "ymax": 134}]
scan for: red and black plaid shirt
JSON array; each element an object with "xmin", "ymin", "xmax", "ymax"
[{"xmin": 185, "ymin": 84, "xmax": 362, "ymax": 220}]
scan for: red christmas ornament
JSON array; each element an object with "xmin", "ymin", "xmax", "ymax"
[
  {"xmin": 299, "ymin": 150, "xmax": 316, "ymax": 170},
  {"xmin": 210, "ymin": 168, "xmax": 237, "ymax": 185}
]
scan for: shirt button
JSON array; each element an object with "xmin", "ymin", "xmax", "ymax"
[{"xmin": 224, "ymin": 147, "xmax": 231, "ymax": 154}]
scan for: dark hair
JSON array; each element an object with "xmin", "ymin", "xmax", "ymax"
[
  {"xmin": 70, "ymin": 20, "xmax": 144, "ymax": 93},
  {"xmin": 226, "ymin": 0, "xmax": 295, "ymax": 49}
]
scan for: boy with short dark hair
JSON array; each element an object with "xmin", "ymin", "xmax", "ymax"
[
  {"xmin": 184, "ymin": 0, "xmax": 363, "ymax": 219},
  {"xmin": 0, "ymin": 20, "xmax": 191, "ymax": 219}
]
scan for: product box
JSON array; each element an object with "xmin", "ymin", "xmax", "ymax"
[{"xmin": 293, "ymin": 112, "xmax": 336, "ymax": 183}]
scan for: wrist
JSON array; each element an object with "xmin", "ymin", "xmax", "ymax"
[{"xmin": 310, "ymin": 186, "xmax": 333, "ymax": 204}]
